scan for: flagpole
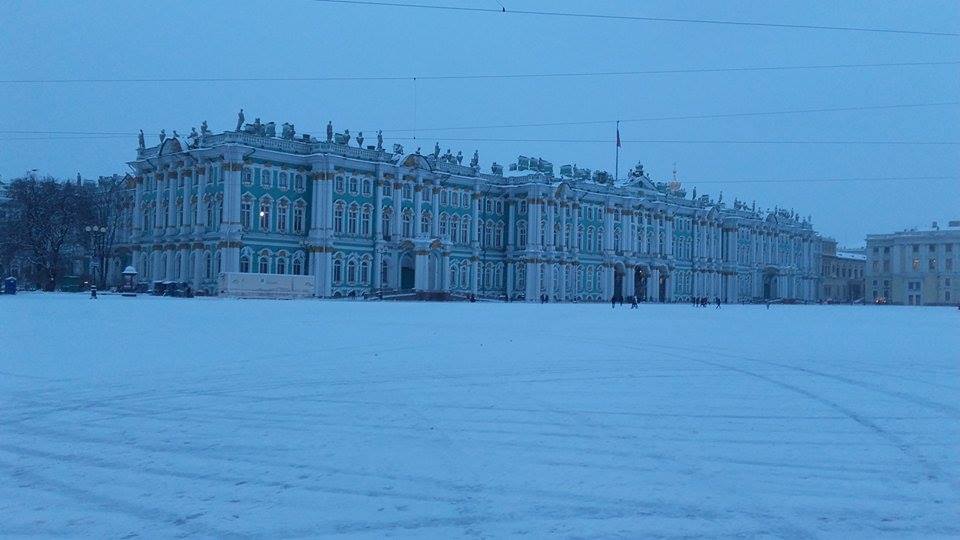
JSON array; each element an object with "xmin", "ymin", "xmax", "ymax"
[{"xmin": 615, "ymin": 120, "xmax": 621, "ymax": 182}]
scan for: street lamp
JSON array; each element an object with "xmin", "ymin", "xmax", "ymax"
[{"xmin": 84, "ymin": 225, "xmax": 108, "ymax": 289}]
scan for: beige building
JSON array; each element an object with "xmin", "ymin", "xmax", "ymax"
[
  {"xmin": 820, "ymin": 238, "xmax": 864, "ymax": 302},
  {"xmin": 865, "ymin": 221, "xmax": 960, "ymax": 305}
]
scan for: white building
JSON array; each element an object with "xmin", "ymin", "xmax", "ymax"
[
  {"xmin": 113, "ymin": 119, "xmax": 822, "ymax": 302},
  {"xmin": 866, "ymin": 221, "xmax": 960, "ymax": 305}
]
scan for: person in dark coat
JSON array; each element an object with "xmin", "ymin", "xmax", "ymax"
[
  {"xmin": 630, "ymin": 295, "xmax": 638, "ymax": 309},
  {"xmin": 715, "ymin": 297, "xmax": 721, "ymax": 309},
  {"xmin": 89, "ymin": 285, "xmax": 97, "ymax": 299},
  {"xmin": 611, "ymin": 296, "xmax": 616, "ymax": 308}
]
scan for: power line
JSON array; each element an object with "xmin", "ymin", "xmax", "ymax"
[
  {"xmin": 1, "ymin": 134, "xmax": 956, "ymax": 146},
  {"xmin": 373, "ymin": 101, "xmax": 960, "ymax": 133},
  {"xmin": 680, "ymin": 175, "xmax": 956, "ymax": 185},
  {"xmin": 310, "ymin": 0, "xmax": 960, "ymax": 37},
  {"xmin": 1, "ymin": 60, "xmax": 956, "ymax": 84}
]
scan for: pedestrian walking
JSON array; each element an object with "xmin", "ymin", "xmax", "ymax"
[
  {"xmin": 89, "ymin": 285, "xmax": 97, "ymax": 299},
  {"xmin": 630, "ymin": 295, "xmax": 638, "ymax": 309},
  {"xmin": 715, "ymin": 297, "xmax": 721, "ymax": 309},
  {"xmin": 611, "ymin": 296, "xmax": 616, "ymax": 308}
]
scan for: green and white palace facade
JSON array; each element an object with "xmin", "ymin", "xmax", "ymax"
[{"xmin": 118, "ymin": 124, "xmax": 822, "ymax": 302}]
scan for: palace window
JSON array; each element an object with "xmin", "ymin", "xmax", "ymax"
[
  {"xmin": 450, "ymin": 265, "xmax": 459, "ymax": 289},
  {"xmin": 913, "ymin": 258, "xmax": 920, "ymax": 271},
  {"xmin": 382, "ymin": 208, "xmax": 392, "ymax": 240},
  {"xmin": 295, "ymin": 174, "xmax": 305, "ymax": 192},
  {"xmin": 929, "ymin": 258, "xmax": 937, "ymax": 271},
  {"xmin": 347, "ymin": 259, "xmax": 357, "ymax": 284},
  {"xmin": 240, "ymin": 254, "xmax": 251, "ymax": 273},
  {"xmin": 450, "ymin": 215, "xmax": 460, "ymax": 243},
  {"xmin": 402, "ymin": 209, "xmax": 414, "ymax": 237},
  {"xmin": 360, "ymin": 257, "xmax": 371, "ymax": 285},
  {"xmin": 421, "ymin": 211, "xmax": 432, "ymax": 235},
  {"xmin": 402, "ymin": 184, "xmax": 413, "ymax": 200},
  {"xmin": 240, "ymin": 196, "xmax": 253, "ymax": 230},
  {"xmin": 204, "ymin": 252, "xmax": 212, "ymax": 278},
  {"xmin": 462, "ymin": 217, "xmax": 471, "ymax": 245},
  {"xmin": 293, "ymin": 202, "xmax": 305, "ymax": 234},
  {"xmin": 519, "ymin": 200, "xmax": 527, "ymax": 214},
  {"xmin": 276, "ymin": 252, "xmax": 288, "ymax": 275},
  {"xmin": 439, "ymin": 213, "xmax": 448, "ymax": 238},
  {"xmin": 258, "ymin": 251, "xmax": 270, "ymax": 274},
  {"xmin": 334, "ymin": 201, "xmax": 345, "ymax": 234},
  {"xmin": 278, "ymin": 172, "xmax": 289, "ymax": 190},
  {"xmin": 243, "ymin": 169, "xmax": 253, "ymax": 186},
  {"xmin": 259, "ymin": 198, "xmax": 271, "ymax": 231},
  {"xmin": 361, "ymin": 205, "xmax": 372, "ymax": 237},
  {"xmin": 517, "ymin": 222, "xmax": 527, "ymax": 249},
  {"xmin": 277, "ymin": 200, "xmax": 289, "ymax": 233},
  {"xmin": 349, "ymin": 177, "xmax": 359, "ymax": 195},
  {"xmin": 440, "ymin": 189, "xmax": 448, "ymax": 206},
  {"xmin": 335, "ymin": 176, "xmax": 345, "ymax": 193},
  {"xmin": 461, "ymin": 262, "xmax": 469, "ymax": 289},
  {"xmin": 362, "ymin": 179, "xmax": 372, "ymax": 196},
  {"xmin": 348, "ymin": 203, "xmax": 359, "ymax": 235},
  {"xmin": 383, "ymin": 183, "xmax": 392, "ymax": 197},
  {"xmin": 485, "ymin": 220, "xmax": 494, "ymax": 247},
  {"xmin": 292, "ymin": 254, "xmax": 304, "ymax": 275},
  {"xmin": 261, "ymin": 169, "xmax": 272, "ymax": 188},
  {"xmin": 333, "ymin": 256, "xmax": 343, "ymax": 284}
]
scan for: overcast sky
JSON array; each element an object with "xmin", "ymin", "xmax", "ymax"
[{"xmin": 1, "ymin": 0, "xmax": 957, "ymax": 245}]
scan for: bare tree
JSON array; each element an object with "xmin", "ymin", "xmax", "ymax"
[{"xmin": 1, "ymin": 177, "xmax": 94, "ymax": 290}]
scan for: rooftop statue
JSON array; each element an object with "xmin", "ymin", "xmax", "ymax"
[
  {"xmin": 433, "ymin": 142, "xmax": 441, "ymax": 159},
  {"xmin": 377, "ymin": 130, "xmax": 383, "ymax": 151},
  {"xmin": 187, "ymin": 127, "xmax": 199, "ymax": 149},
  {"xmin": 264, "ymin": 122, "xmax": 276, "ymax": 138},
  {"xmin": 356, "ymin": 131, "xmax": 364, "ymax": 148},
  {"xmin": 470, "ymin": 150, "xmax": 479, "ymax": 168},
  {"xmin": 490, "ymin": 162, "xmax": 503, "ymax": 175},
  {"xmin": 392, "ymin": 143, "xmax": 404, "ymax": 154},
  {"xmin": 173, "ymin": 130, "xmax": 180, "ymax": 139},
  {"xmin": 415, "ymin": 146, "xmax": 421, "ymax": 155},
  {"xmin": 443, "ymin": 149, "xmax": 453, "ymax": 163},
  {"xmin": 200, "ymin": 120, "xmax": 209, "ymax": 136},
  {"xmin": 326, "ymin": 121, "xmax": 333, "ymax": 142},
  {"xmin": 235, "ymin": 109, "xmax": 245, "ymax": 132},
  {"xmin": 692, "ymin": 187, "xmax": 697, "ymax": 200},
  {"xmin": 456, "ymin": 150, "xmax": 463, "ymax": 165},
  {"xmin": 281, "ymin": 122, "xmax": 295, "ymax": 140},
  {"xmin": 138, "ymin": 129, "xmax": 145, "ymax": 150},
  {"xmin": 159, "ymin": 129, "xmax": 166, "ymax": 143}
]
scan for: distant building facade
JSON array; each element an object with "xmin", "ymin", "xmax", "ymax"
[
  {"xmin": 113, "ymin": 119, "xmax": 823, "ymax": 302},
  {"xmin": 865, "ymin": 221, "xmax": 960, "ymax": 305},
  {"xmin": 819, "ymin": 238, "xmax": 865, "ymax": 302}
]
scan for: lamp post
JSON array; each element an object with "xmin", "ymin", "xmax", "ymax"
[{"xmin": 84, "ymin": 225, "xmax": 108, "ymax": 289}]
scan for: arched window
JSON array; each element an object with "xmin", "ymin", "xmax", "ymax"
[
  {"xmin": 333, "ymin": 255, "xmax": 344, "ymax": 284},
  {"xmin": 359, "ymin": 257, "xmax": 371, "ymax": 285},
  {"xmin": 577, "ymin": 225, "xmax": 584, "ymax": 250},
  {"xmin": 587, "ymin": 266, "xmax": 595, "ymax": 291},
  {"xmin": 362, "ymin": 179, "xmax": 372, "ymax": 196},
  {"xmin": 278, "ymin": 172, "xmax": 288, "ymax": 190},
  {"xmin": 240, "ymin": 254, "xmax": 251, "ymax": 273},
  {"xmin": 495, "ymin": 264, "xmax": 503, "ymax": 287},
  {"xmin": 460, "ymin": 262, "xmax": 470, "ymax": 289},
  {"xmin": 450, "ymin": 215, "xmax": 460, "ymax": 243},
  {"xmin": 346, "ymin": 258, "xmax": 357, "ymax": 284},
  {"xmin": 484, "ymin": 220, "xmax": 494, "ymax": 247},
  {"xmin": 259, "ymin": 197, "xmax": 272, "ymax": 231},
  {"xmin": 240, "ymin": 195, "xmax": 253, "ymax": 230},
  {"xmin": 586, "ymin": 227, "xmax": 595, "ymax": 252},
  {"xmin": 495, "ymin": 222, "xmax": 504, "ymax": 248},
  {"xmin": 277, "ymin": 199, "xmax": 289, "ymax": 233},
  {"xmin": 204, "ymin": 251, "xmax": 212, "ymax": 278},
  {"xmin": 614, "ymin": 228, "xmax": 622, "ymax": 251},
  {"xmin": 293, "ymin": 201, "xmax": 306, "ymax": 234},
  {"xmin": 517, "ymin": 221, "xmax": 527, "ymax": 249},
  {"xmin": 260, "ymin": 168, "xmax": 271, "ymax": 188},
  {"xmin": 349, "ymin": 176, "xmax": 358, "ymax": 195},
  {"xmin": 439, "ymin": 213, "xmax": 448, "ymax": 238},
  {"xmin": 402, "ymin": 208, "xmax": 413, "ymax": 237},
  {"xmin": 450, "ymin": 264, "xmax": 459, "ymax": 289},
  {"xmin": 334, "ymin": 201, "xmax": 345, "ymax": 234},
  {"xmin": 348, "ymin": 203, "xmax": 359, "ymax": 235},
  {"xmin": 292, "ymin": 252, "xmax": 304, "ymax": 275},
  {"xmin": 484, "ymin": 263, "xmax": 493, "ymax": 289},
  {"xmin": 539, "ymin": 219, "xmax": 546, "ymax": 246},
  {"xmin": 597, "ymin": 228, "xmax": 604, "ymax": 252},
  {"xmin": 381, "ymin": 207, "xmax": 392, "ymax": 240},
  {"xmin": 295, "ymin": 173, "xmax": 305, "ymax": 191},
  {"xmin": 174, "ymin": 253, "xmax": 182, "ymax": 279},
  {"xmin": 276, "ymin": 251, "xmax": 288, "ymax": 275},
  {"xmin": 361, "ymin": 205, "xmax": 373, "ymax": 237},
  {"xmin": 461, "ymin": 216, "xmax": 470, "ymax": 244},
  {"xmin": 420, "ymin": 211, "xmax": 431, "ymax": 235},
  {"xmin": 258, "ymin": 250, "xmax": 270, "ymax": 274}
]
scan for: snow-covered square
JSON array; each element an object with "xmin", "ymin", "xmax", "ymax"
[{"xmin": 2, "ymin": 294, "xmax": 958, "ymax": 538}]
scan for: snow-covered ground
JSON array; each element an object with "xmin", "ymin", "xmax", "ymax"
[{"xmin": 1, "ymin": 294, "xmax": 958, "ymax": 538}]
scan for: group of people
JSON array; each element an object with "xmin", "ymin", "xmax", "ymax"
[
  {"xmin": 610, "ymin": 295, "xmax": 640, "ymax": 309},
  {"xmin": 692, "ymin": 296, "xmax": 722, "ymax": 308}
]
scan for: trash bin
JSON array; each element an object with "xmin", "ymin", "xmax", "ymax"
[{"xmin": 3, "ymin": 277, "xmax": 16, "ymax": 295}]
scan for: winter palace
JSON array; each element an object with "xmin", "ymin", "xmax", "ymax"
[{"xmin": 116, "ymin": 116, "xmax": 822, "ymax": 302}]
